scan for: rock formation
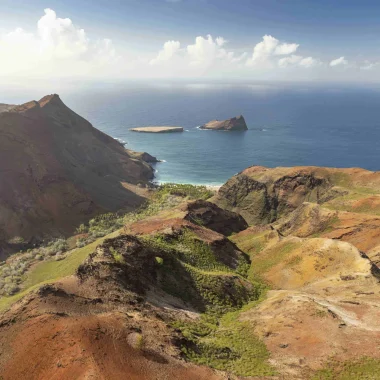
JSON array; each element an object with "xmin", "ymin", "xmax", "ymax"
[
  {"xmin": 200, "ymin": 115, "xmax": 248, "ymax": 131},
  {"xmin": 126, "ymin": 149, "xmax": 160, "ymax": 163},
  {"xmin": 0, "ymin": 94, "xmax": 154, "ymax": 256},
  {"xmin": 213, "ymin": 165, "xmax": 353, "ymax": 224},
  {"xmin": 0, "ymin": 104, "xmax": 14, "ymax": 113}
]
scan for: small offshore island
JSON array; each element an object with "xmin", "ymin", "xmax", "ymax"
[
  {"xmin": 200, "ymin": 115, "xmax": 248, "ymax": 131},
  {"xmin": 130, "ymin": 126, "xmax": 184, "ymax": 133}
]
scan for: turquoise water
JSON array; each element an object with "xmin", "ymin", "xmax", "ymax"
[{"xmin": 6, "ymin": 83, "xmax": 380, "ymax": 185}]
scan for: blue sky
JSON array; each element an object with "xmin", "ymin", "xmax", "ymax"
[{"xmin": 2, "ymin": 0, "xmax": 380, "ymax": 82}]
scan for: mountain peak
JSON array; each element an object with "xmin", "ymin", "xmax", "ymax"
[{"xmin": 38, "ymin": 94, "xmax": 62, "ymax": 108}]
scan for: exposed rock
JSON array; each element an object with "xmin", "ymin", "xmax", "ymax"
[
  {"xmin": 200, "ymin": 115, "xmax": 248, "ymax": 131},
  {"xmin": 0, "ymin": 104, "xmax": 14, "ymax": 113},
  {"xmin": 213, "ymin": 166, "xmax": 347, "ymax": 225},
  {"xmin": 182, "ymin": 199, "xmax": 248, "ymax": 235},
  {"xmin": 275, "ymin": 202, "xmax": 338, "ymax": 238},
  {"xmin": 0, "ymin": 94, "xmax": 154, "ymax": 257},
  {"xmin": 77, "ymin": 233, "xmax": 252, "ymax": 310},
  {"xmin": 126, "ymin": 149, "xmax": 160, "ymax": 163},
  {"xmin": 130, "ymin": 126, "xmax": 184, "ymax": 133}
]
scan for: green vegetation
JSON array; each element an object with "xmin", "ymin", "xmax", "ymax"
[
  {"xmin": 0, "ymin": 231, "xmax": 119, "ymax": 311},
  {"xmin": 0, "ymin": 183, "xmax": 211, "ymax": 305},
  {"xmin": 312, "ymin": 357, "xmax": 380, "ymax": 380},
  {"xmin": 155, "ymin": 183, "xmax": 213, "ymax": 200},
  {"xmin": 230, "ymin": 230, "xmax": 269, "ymax": 256},
  {"xmin": 142, "ymin": 227, "xmax": 273, "ymax": 376},
  {"xmin": 155, "ymin": 256, "xmax": 164, "ymax": 265},
  {"xmin": 173, "ymin": 298, "xmax": 274, "ymax": 377},
  {"xmin": 144, "ymin": 230, "xmax": 258, "ymax": 309},
  {"xmin": 110, "ymin": 247, "xmax": 124, "ymax": 263},
  {"xmin": 76, "ymin": 183, "xmax": 213, "ymax": 247},
  {"xmin": 0, "ymin": 238, "xmax": 69, "ymax": 297},
  {"xmin": 145, "ymin": 230, "xmax": 231, "ymax": 272}
]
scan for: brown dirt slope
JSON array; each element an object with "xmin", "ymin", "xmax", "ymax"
[
  {"xmin": 0, "ymin": 281, "xmax": 224, "ymax": 380},
  {"xmin": 0, "ymin": 226, "xmax": 253, "ymax": 380},
  {"xmin": 0, "ymin": 94, "xmax": 154, "ymax": 257}
]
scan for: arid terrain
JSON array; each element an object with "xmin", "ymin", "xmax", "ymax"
[{"xmin": 0, "ymin": 164, "xmax": 380, "ymax": 379}]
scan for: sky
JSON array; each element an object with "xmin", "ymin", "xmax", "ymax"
[{"xmin": 2, "ymin": 0, "xmax": 380, "ymax": 83}]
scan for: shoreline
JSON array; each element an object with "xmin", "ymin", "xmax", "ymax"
[
  {"xmin": 117, "ymin": 134, "xmax": 223, "ymax": 191},
  {"xmin": 151, "ymin": 180, "xmax": 222, "ymax": 192}
]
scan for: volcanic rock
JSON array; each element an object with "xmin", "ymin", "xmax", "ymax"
[{"xmin": 200, "ymin": 115, "xmax": 248, "ymax": 131}]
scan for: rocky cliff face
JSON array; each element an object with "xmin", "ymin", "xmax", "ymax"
[
  {"xmin": 0, "ymin": 94, "xmax": 154, "ymax": 255},
  {"xmin": 200, "ymin": 115, "xmax": 248, "ymax": 131},
  {"xmin": 213, "ymin": 166, "xmax": 352, "ymax": 224}
]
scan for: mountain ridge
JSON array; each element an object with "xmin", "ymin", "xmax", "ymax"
[{"xmin": 0, "ymin": 94, "xmax": 154, "ymax": 257}]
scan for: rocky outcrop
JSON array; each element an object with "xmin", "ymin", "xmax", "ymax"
[
  {"xmin": 200, "ymin": 115, "xmax": 248, "ymax": 131},
  {"xmin": 0, "ymin": 94, "xmax": 154, "ymax": 256},
  {"xmin": 0, "ymin": 104, "xmax": 14, "ymax": 113},
  {"xmin": 126, "ymin": 149, "xmax": 160, "ymax": 163},
  {"xmin": 213, "ymin": 166, "xmax": 344, "ymax": 225},
  {"xmin": 183, "ymin": 199, "xmax": 248, "ymax": 235}
]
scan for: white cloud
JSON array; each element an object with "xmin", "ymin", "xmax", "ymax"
[
  {"xmin": 0, "ymin": 8, "xmax": 116, "ymax": 77},
  {"xmin": 278, "ymin": 55, "xmax": 303, "ymax": 67},
  {"xmin": 150, "ymin": 40, "xmax": 181, "ymax": 64},
  {"xmin": 186, "ymin": 35, "xmax": 233, "ymax": 66},
  {"xmin": 2, "ymin": 8, "xmax": 380, "ymax": 82},
  {"xmin": 246, "ymin": 35, "xmax": 299, "ymax": 67},
  {"xmin": 330, "ymin": 56, "xmax": 348, "ymax": 67},
  {"xmin": 274, "ymin": 42, "xmax": 299, "ymax": 55},
  {"xmin": 37, "ymin": 8, "xmax": 89, "ymax": 59},
  {"xmin": 278, "ymin": 55, "xmax": 319, "ymax": 68},
  {"xmin": 299, "ymin": 57, "xmax": 319, "ymax": 68}
]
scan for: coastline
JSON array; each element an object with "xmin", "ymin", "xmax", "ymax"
[{"xmin": 152, "ymin": 179, "xmax": 222, "ymax": 192}]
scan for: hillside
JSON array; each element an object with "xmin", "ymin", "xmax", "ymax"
[
  {"xmin": 0, "ymin": 169, "xmax": 380, "ymax": 379},
  {"xmin": 0, "ymin": 95, "xmax": 154, "ymax": 257}
]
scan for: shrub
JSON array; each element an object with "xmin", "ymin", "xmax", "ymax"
[{"xmin": 76, "ymin": 224, "xmax": 88, "ymax": 234}]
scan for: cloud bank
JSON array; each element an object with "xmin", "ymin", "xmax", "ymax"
[{"xmin": 0, "ymin": 8, "xmax": 378, "ymax": 82}]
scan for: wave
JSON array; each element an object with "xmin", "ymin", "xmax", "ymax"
[{"xmin": 113, "ymin": 137, "xmax": 127, "ymax": 145}]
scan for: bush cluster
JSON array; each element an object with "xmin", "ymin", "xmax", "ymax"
[{"xmin": 0, "ymin": 238, "xmax": 68, "ymax": 296}]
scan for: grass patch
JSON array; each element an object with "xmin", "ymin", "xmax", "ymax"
[
  {"xmin": 0, "ymin": 230, "xmax": 120, "ymax": 312},
  {"xmin": 155, "ymin": 183, "xmax": 213, "ymax": 200},
  {"xmin": 312, "ymin": 357, "xmax": 380, "ymax": 380},
  {"xmin": 174, "ymin": 297, "xmax": 274, "ymax": 377},
  {"xmin": 230, "ymin": 231, "xmax": 270, "ymax": 257},
  {"xmin": 144, "ymin": 230, "xmax": 232, "ymax": 273},
  {"xmin": 144, "ymin": 231, "xmax": 258, "ymax": 309}
]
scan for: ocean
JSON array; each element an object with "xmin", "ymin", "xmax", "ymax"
[{"xmin": 5, "ymin": 82, "xmax": 380, "ymax": 185}]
